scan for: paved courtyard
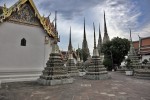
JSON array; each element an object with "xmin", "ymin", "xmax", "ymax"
[{"xmin": 0, "ymin": 72, "xmax": 150, "ymax": 100}]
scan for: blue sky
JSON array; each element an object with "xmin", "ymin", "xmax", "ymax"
[{"xmin": 0, "ymin": 0, "xmax": 150, "ymax": 54}]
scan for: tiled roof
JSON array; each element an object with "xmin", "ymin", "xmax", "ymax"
[
  {"xmin": 0, "ymin": 0, "xmax": 57, "ymax": 38},
  {"xmin": 133, "ymin": 36, "xmax": 150, "ymax": 55}
]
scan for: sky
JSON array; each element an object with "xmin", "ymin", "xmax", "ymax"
[{"xmin": 0, "ymin": 0, "xmax": 150, "ymax": 54}]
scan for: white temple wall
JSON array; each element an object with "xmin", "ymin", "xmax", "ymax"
[{"xmin": 0, "ymin": 22, "xmax": 53, "ymax": 82}]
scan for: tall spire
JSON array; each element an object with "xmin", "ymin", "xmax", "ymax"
[
  {"xmin": 68, "ymin": 27, "xmax": 73, "ymax": 51},
  {"xmin": 138, "ymin": 35, "xmax": 141, "ymax": 53},
  {"xmin": 129, "ymin": 29, "xmax": 132, "ymax": 41},
  {"xmin": 104, "ymin": 11, "xmax": 107, "ymax": 34},
  {"xmin": 97, "ymin": 23, "xmax": 102, "ymax": 54},
  {"xmin": 55, "ymin": 11, "xmax": 57, "ymax": 31},
  {"xmin": 99, "ymin": 23, "xmax": 102, "ymax": 42},
  {"xmin": 83, "ymin": 17, "xmax": 86, "ymax": 40},
  {"xmin": 103, "ymin": 11, "xmax": 110, "ymax": 44},
  {"xmin": 93, "ymin": 22, "xmax": 96, "ymax": 49},
  {"xmin": 128, "ymin": 29, "xmax": 136, "ymax": 55},
  {"xmin": 82, "ymin": 18, "xmax": 90, "ymax": 61}
]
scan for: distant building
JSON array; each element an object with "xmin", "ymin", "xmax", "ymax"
[{"xmin": 133, "ymin": 36, "xmax": 150, "ymax": 62}]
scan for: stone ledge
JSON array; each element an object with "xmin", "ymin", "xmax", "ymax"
[
  {"xmin": 84, "ymin": 74, "xmax": 111, "ymax": 80},
  {"xmin": 37, "ymin": 78, "xmax": 73, "ymax": 85}
]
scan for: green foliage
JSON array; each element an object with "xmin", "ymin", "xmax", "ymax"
[
  {"xmin": 0, "ymin": 9, "xmax": 3, "ymax": 14},
  {"xmin": 102, "ymin": 37, "xmax": 130, "ymax": 67},
  {"xmin": 142, "ymin": 59, "xmax": 148, "ymax": 65},
  {"xmin": 76, "ymin": 48, "xmax": 82, "ymax": 59},
  {"xmin": 82, "ymin": 49, "xmax": 89, "ymax": 62},
  {"xmin": 125, "ymin": 58, "xmax": 133, "ymax": 70},
  {"xmin": 103, "ymin": 58, "xmax": 112, "ymax": 71}
]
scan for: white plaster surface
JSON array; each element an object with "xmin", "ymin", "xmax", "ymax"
[{"xmin": 0, "ymin": 22, "xmax": 54, "ymax": 82}]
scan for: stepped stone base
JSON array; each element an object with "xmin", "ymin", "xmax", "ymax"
[
  {"xmin": 117, "ymin": 69, "xmax": 126, "ymax": 73},
  {"xmin": 134, "ymin": 69, "xmax": 150, "ymax": 80},
  {"xmin": 69, "ymin": 72, "xmax": 79, "ymax": 77},
  {"xmin": 37, "ymin": 78, "xmax": 73, "ymax": 85},
  {"xmin": 84, "ymin": 72, "xmax": 111, "ymax": 80}
]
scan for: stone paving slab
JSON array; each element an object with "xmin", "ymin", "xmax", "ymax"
[{"xmin": 0, "ymin": 72, "xmax": 150, "ymax": 100}]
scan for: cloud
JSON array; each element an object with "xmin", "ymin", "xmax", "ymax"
[
  {"xmin": 92, "ymin": 0, "xmax": 142, "ymax": 40},
  {"xmin": 0, "ymin": 0, "xmax": 18, "ymax": 7},
  {"xmin": 37, "ymin": 0, "xmax": 104, "ymax": 20}
]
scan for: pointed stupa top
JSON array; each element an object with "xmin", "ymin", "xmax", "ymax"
[
  {"xmin": 93, "ymin": 22, "xmax": 96, "ymax": 49},
  {"xmin": 104, "ymin": 11, "xmax": 107, "ymax": 34},
  {"xmin": 82, "ymin": 18, "xmax": 90, "ymax": 58},
  {"xmin": 93, "ymin": 22, "xmax": 99, "ymax": 57},
  {"xmin": 138, "ymin": 35, "xmax": 141, "ymax": 52},
  {"xmin": 68, "ymin": 27, "xmax": 73, "ymax": 52},
  {"xmin": 103, "ymin": 11, "xmax": 110, "ymax": 44},
  {"xmin": 55, "ymin": 11, "xmax": 57, "ymax": 31},
  {"xmin": 83, "ymin": 17, "xmax": 86, "ymax": 40},
  {"xmin": 128, "ymin": 29, "xmax": 136, "ymax": 56},
  {"xmin": 97, "ymin": 23, "xmax": 102, "ymax": 54}
]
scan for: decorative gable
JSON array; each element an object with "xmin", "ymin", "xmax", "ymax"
[
  {"xmin": 0, "ymin": 0, "xmax": 57, "ymax": 38},
  {"xmin": 8, "ymin": 3, "xmax": 39, "ymax": 25}
]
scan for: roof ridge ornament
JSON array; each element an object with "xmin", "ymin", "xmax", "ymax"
[{"xmin": 0, "ymin": 0, "xmax": 56, "ymax": 38}]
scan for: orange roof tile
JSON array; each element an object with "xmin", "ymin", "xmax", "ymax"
[{"xmin": 133, "ymin": 41, "xmax": 139, "ymax": 49}]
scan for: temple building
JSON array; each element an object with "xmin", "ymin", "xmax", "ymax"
[
  {"xmin": 103, "ymin": 12, "xmax": 110, "ymax": 44},
  {"xmin": 133, "ymin": 36, "xmax": 150, "ymax": 62},
  {"xmin": 0, "ymin": 0, "xmax": 57, "ymax": 82},
  {"xmin": 82, "ymin": 18, "xmax": 90, "ymax": 61}
]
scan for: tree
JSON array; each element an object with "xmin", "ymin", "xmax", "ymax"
[
  {"xmin": 76, "ymin": 48, "xmax": 82, "ymax": 59},
  {"xmin": 82, "ymin": 49, "xmax": 89, "ymax": 62},
  {"xmin": 0, "ymin": 9, "xmax": 3, "ymax": 14},
  {"xmin": 102, "ymin": 37, "xmax": 130, "ymax": 70},
  {"xmin": 103, "ymin": 58, "xmax": 112, "ymax": 71},
  {"xmin": 142, "ymin": 59, "xmax": 148, "ymax": 65}
]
